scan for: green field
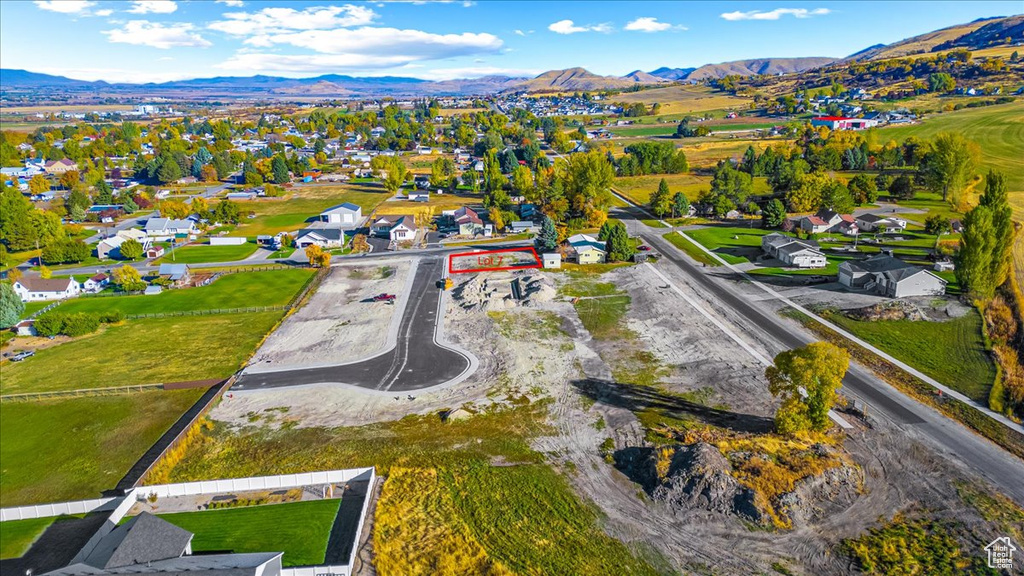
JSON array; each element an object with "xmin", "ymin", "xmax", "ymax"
[
  {"xmin": 228, "ymin": 185, "xmax": 389, "ymax": 237},
  {"xmin": 824, "ymin": 309, "xmax": 996, "ymax": 401},
  {"xmin": 0, "ymin": 516, "xmax": 60, "ymax": 558},
  {"xmin": 1, "ymin": 311, "xmax": 282, "ymax": 394},
  {"xmin": 156, "ymin": 242, "xmax": 258, "ymax": 264},
  {"xmin": 664, "ymin": 232, "xmax": 720, "ymax": 266},
  {"xmin": 684, "ymin": 226, "xmax": 776, "ymax": 264},
  {"xmin": 0, "ymin": 389, "xmax": 204, "ymax": 506},
  {"xmin": 19, "ymin": 301, "xmax": 51, "ymax": 319},
  {"xmin": 56, "ymin": 269, "xmax": 313, "ymax": 316},
  {"xmin": 607, "ymin": 125, "xmax": 676, "ymax": 137},
  {"xmin": 875, "ymin": 100, "xmax": 1024, "ymax": 217},
  {"xmin": 156, "ymin": 500, "xmax": 341, "ymax": 567}
]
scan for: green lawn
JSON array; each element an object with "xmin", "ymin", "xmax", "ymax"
[
  {"xmin": 607, "ymin": 125, "xmax": 676, "ymax": 137},
  {"xmin": 0, "ymin": 311, "xmax": 283, "ymax": 394},
  {"xmin": 156, "ymin": 242, "xmax": 258, "ymax": 264},
  {"xmin": 156, "ymin": 500, "xmax": 341, "ymax": 567},
  {"xmin": 0, "ymin": 389, "xmax": 204, "ymax": 506},
  {"xmin": 0, "ymin": 516, "xmax": 60, "ymax": 558},
  {"xmin": 823, "ymin": 309, "xmax": 996, "ymax": 401},
  {"xmin": 56, "ymin": 269, "xmax": 313, "ymax": 316},
  {"xmin": 268, "ymin": 247, "xmax": 297, "ymax": 259},
  {"xmin": 19, "ymin": 301, "xmax": 51, "ymax": 319},
  {"xmin": 227, "ymin": 185, "xmax": 389, "ymax": 237},
  {"xmin": 685, "ymin": 226, "xmax": 776, "ymax": 264},
  {"xmin": 664, "ymin": 232, "xmax": 720, "ymax": 266}
]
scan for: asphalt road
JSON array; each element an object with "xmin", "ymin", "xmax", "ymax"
[
  {"xmin": 613, "ymin": 204, "xmax": 1024, "ymax": 503},
  {"xmin": 233, "ymin": 257, "xmax": 471, "ymax": 392}
]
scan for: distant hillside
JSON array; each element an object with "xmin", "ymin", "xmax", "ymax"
[
  {"xmin": 847, "ymin": 15, "xmax": 1022, "ymax": 61},
  {"xmin": 0, "ymin": 68, "xmax": 99, "ymax": 87},
  {"xmin": 685, "ymin": 57, "xmax": 838, "ymax": 81},
  {"xmin": 624, "ymin": 70, "xmax": 670, "ymax": 84},
  {"xmin": 649, "ymin": 67, "xmax": 696, "ymax": 81},
  {"xmin": 510, "ymin": 68, "xmax": 638, "ymax": 92}
]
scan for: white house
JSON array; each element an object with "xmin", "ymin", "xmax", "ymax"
[
  {"xmin": 294, "ymin": 228, "xmax": 345, "ymax": 249},
  {"xmin": 856, "ymin": 213, "xmax": 907, "ymax": 233},
  {"xmin": 566, "ymin": 233, "xmax": 607, "ymax": 264},
  {"xmin": 371, "ymin": 215, "xmax": 417, "ymax": 241},
  {"xmin": 318, "ymin": 203, "xmax": 363, "ymax": 228},
  {"xmin": 542, "ymin": 253, "xmax": 561, "ymax": 269},
  {"xmin": 13, "ymin": 276, "xmax": 81, "ymax": 302},
  {"xmin": 144, "ymin": 217, "xmax": 198, "ymax": 240},
  {"xmin": 82, "ymin": 273, "xmax": 109, "ymax": 293},
  {"xmin": 838, "ymin": 253, "xmax": 946, "ymax": 297},
  {"xmin": 761, "ymin": 233, "xmax": 827, "ymax": 268}
]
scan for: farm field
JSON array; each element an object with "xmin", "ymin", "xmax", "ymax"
[
  {"xmin": 156, "ymin": 241, "xmax": 258, "ymax": 264},
  {"xmin": 372, "ymin": 193, "xmax": 482, "ymax": 219},
  {"xmin": 614, "ymin": 173, "xmax": 770, "ymax": 206},
  {"xmin": 0, "ymin": 311, "xmax": 282, "ymax": 394},
  {"xmin": 875, "ymin": 101, "xmax": 1024, "ymax": 217},
  {"xmin": 156, "ymin": 499, "xmax": 341, "ymax": 567},
  {"xmin": 56, "ymin": 268, "xmax": 313, "ymax": 317},
  {"xmin": 822, "ymin": 310, "xmax": 995, "ymax": 402},
  {"xmin": 0, "ymin": 389, "xmax": 204, "ymax": 506},
  {"xmin": 615, "ymin": 84, "xmax": 753, "ymax": 117},
  {"xmin": 227, "ymin": 185, "xmax": 389, "ymax": 237}
]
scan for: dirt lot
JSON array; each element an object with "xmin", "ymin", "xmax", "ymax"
[{"xmin": 245, "ymin": 262, "xmax": 412, "ymax": 373}]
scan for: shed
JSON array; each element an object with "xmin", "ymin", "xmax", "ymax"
[
  {"xmin": 144, "ymin": 285, "xmax": 163, "ymax": 296},
  {"xmin": 209, "ymin": 236, "xmax": 247, "ymax": 246},
  {"xmin": 542, "ymin": 253, "xmax": 561, "ymax": 269}
]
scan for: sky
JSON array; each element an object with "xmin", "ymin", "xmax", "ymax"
[{"xmin": 0, "ymin": 1, "xmax": 1020, "ymax": 83}]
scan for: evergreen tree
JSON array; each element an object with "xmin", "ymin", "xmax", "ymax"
[
  {"xmin": 978, "ymin": 170, "xmax": 1013, "ymax": 289},
  {"xmin": 0, "ymin": 282, "xmax": 24, "ymax": 328},
  {"xmin": 671, "ymin": 192, "xmax": 689, "ymax": 218},
  {"xmin": 649, "ymin": 178, "xmax": 672, "ymax": 217},
  {"xmin": 271, "ymin": 155, "xmax": 290, "ymax": 184},
  {"xmin": 761, "ymin": 199, "xmax": 787, "ymax": 229},
  {"xmin": 535, "ymin": 215, "xmax": 558, "ymax": 252}
]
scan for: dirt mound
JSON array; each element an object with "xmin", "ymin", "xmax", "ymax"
[
  {"xmin": 845, "ymin": 300, "xmax": 926, "ymax": 322},
  {"xmin": 452, "ymin": 273, "xmax": 557, "ymax": 311},
  {"xmin": 777, "ymin": 462, "xmax": 863, "ymax": 526}
]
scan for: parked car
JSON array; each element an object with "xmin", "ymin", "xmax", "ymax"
[
  {"xmin": 10, "ymin": 351, "xmax": 35, "ymax": 362},
  {"xmin": 638, "ymin": 245, "xmax": 652, "ymax": 251},
  {"xmin": 372, "ymin": 293, "xmax": 397, "ymax": 303},
  {"xmin": 802, "ymin": 275, "xmax": 830, "ymax": 285}
]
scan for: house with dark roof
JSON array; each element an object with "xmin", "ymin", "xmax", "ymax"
[
  {"xmin": 761, "ymin": 233, "xmax": 827, "ymax": 268},
  {"xmin": 83, "ymin": 273, "xmax": 109, "ymax": 293},
  {"xmin": 838, "ymin": 253, "xmax": 946, "ymax": 297},
  {"xmin": 12, "ymin": 276, "xmax": 81, "ymax": 302},
  {"xmin": 157, "ymin": 263, "xmax": 191, "ymax": 287},
  {"xmin": 295, "ymin": 228, "xmax": 345, "ymax": 249},
  {"xmin": 855, "ymin": 213, "xmax": 907, "ymax": 233},
  {"xmin": 371, "ymin": 215, "xmax": 416, "ymax": 241}
]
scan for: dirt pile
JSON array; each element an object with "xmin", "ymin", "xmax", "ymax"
[
  {"xmin": 518, "ymin": 274, "xmax": 557, "ymax": 306},
  {"xmin": 452, "ymin": 272, "xmax": 557, "ymax": 311},
  {"xmin": 777, "ymin": 462, "xmax": 863, "ymax": 526},
  {"xmin": 845, "ymin": 300, "xmax": 926, "ymax": 322}
]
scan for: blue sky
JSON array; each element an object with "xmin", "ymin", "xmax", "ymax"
[{"xmin": 0, "ymin": 1, "xmax": 1019, "ymax": 83}]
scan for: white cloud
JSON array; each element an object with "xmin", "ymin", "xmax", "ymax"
[
  {"xmin": 514, "ymin": 29, "xmax": 534, "ymax": 36},
  {"xmin": 127, "ymin": 1, "xmax": 178, "ymax": 14},
  {"xmin": 33, "ymin": 1, "xmax": 95, "ymax": 14},
  {"xmin": 94, "ymin": 9, "xmax": 113, "ymax": 16},
  {"xmin": 103, "ymin": 20, "xmax": 212, "ymax": 49},
  {"xmin": 548, "ymin": 19, "xmax": 610, "ymax": 34},
  {"xmin": 624, "ymin": 17, "xmax": 685, "ymax": 32},
  {"xmin": 720, "ymin": 8, "xmax": 830, "ymax": 21},
  {"xmin": 209, "ymin": 5, "xmax": 377, "ymax": 36},
  {"xmin": 215, "ymin": 0, "xmax": 245, "ymax": 6}
]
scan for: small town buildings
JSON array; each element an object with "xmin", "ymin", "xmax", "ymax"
[
  {"xmin": 856, "ymin": 213, "xmax": 907, "ymax": 233},
  {"xmin": 810, "ymin": 116, "xmax": 878, "ymax": 130},
  {"xmin": 145, "ymin": 217, "xmax": 198, "ymax": 240},
  {"xmin": 510, "ymin": 221, "xmax": 539, "ymax": 234},
  {"xmin": 319, "ymin": 203, "xmax": 363, "ymax": 227},
  {"xmin": 15, "ymin": 319, "xmax": 36, "ymax": 336},
  {"xmin": 371, "ymin": 215, "xmax": 416, "ymax": 241},
  {"xmin": 761, "ymin": 233, "xmax": 827, "ymax": 268},
  {"xmin": 158, "ymin": 263, "xmax": 191, "ymax": 287},
  {"xmin": 146, "ymin": 246, "xmax": 165, "ymax": 259},
  {"xmin": 12, "ymin": 276, "xmax": 81, "ymax": 302},
  {"xmin": 294, "ymin": 228, "xmax": 345, "ymax": 249},
  {"xmin": 791, "ymin": 209, "xmax": 858, "ymax": 235},
  {"xmin": 209, "ymin": 236, "xmax": 247, "ymax": 246},
  {"xmin": 838, "ymin": 253, "xmax": 946, "ymax": 297},
  {"xmin": 43, "ymin": 158, "xmax": 78, "ymax": 175},
  {"xmin": 565, "ymin": 233, "xmax": 607, "ymax": 264},
  {"xmin": 82, "ymin": 273, "xmax": 109, "ymax": 293},
  {"xmin": 451, "ymin": 207, "xmax": 484, "ymax": 236}
]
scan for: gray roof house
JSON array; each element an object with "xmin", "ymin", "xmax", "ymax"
[
  {"xmin": 144, "ymin": 218, "xmax": 197, "ymax": 238},
  {"xmin": 157, "ymin": 263, "xmax": 191, "ymax": 286},
  {"xmin": 319, "ymin": 203, "xmax": 362, "ymax": 228},
  {"xmin": 761, "ymin": 233, "xmax": 826, "ymax": 268},
  {"xmin": 838, "ymin": 253, "xmax": 946, "ymax": 297},
  {"xmin": 295, "ymin": 228, "xmax": 345, "ymax": 249}
]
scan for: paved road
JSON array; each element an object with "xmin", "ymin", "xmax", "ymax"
[
  {"xmin": 611, "ymin": 204, "xmax": 1024, "ymax": 503},
  {"xmin": 233, "ymin": 257, "xmax": 471, "ymax": 392}
]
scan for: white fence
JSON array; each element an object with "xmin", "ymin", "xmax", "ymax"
[
  {"xmin": 0, "ymin": 496, "xmax": 117, "ymax": 522},
  {"xmin": 136, "ymin": 468, "xmax": 374, "ymax": 500}
]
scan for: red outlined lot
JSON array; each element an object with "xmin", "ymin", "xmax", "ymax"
[{"xmin": 448, "ymin": 247, "xmax": 543, "ymax": 274}]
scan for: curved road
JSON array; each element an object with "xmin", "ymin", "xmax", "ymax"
[{"xmin": 232, "ymin": 257, "xmax": 473, "ymax": 393}]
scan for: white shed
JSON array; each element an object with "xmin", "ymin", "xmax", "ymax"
[{"xmin": 542, "ymin": 253, "xmax": 561, "ymax": 269}]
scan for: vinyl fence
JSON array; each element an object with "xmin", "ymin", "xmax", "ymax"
[{"xmin": 0, "ymin": 496, "xmax": 118, "ymax": 522}]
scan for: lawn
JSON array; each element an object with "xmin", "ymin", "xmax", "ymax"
[
  {"xmin": 0, "ymin": 389, "xmax": 204, "ymax": 506},
  {"xmin": 0, "ymin": 311, "xmax": 283, "ymax": 394},
  {"xmin": 227, "ymin": 185, "xmax": 390, "ymax": 237},
  {"xmin": 19, "ymin": 301, "xmax": 51, "ymax": 319},
  {"xmin": 685, "ymin": 226, "xmax": 776, "ymax": 264},
  {"xmin": 664, "ymin": 232, "xmax": 720, "ymax": 266},
  {"xmin": 0, "ymin": 516, "xmax": 60, "ymax": 558},
  {"xmin": 614, "ymin": 84, "xmax": 753, "ymax": 116},
  {"xmin": 823, "ymin": 309, "xmax": 996, "ymax": 402},
  {"xmin": 55, "ymin": 269, "xmax": 313, "ymax": 317},
  {"xmin": 607, "ymin": 125, "xmax": 677, "ymax": 137},
  {"xmin": 156, "ymin": 499, "xmax": 341, "ymax": 567},
  {"xmin": 156, "ymin": 242, "xmax": 258, "ymax": 264}
]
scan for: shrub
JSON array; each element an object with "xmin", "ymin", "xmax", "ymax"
[
  {"xmin": 61, "ymin": 313, "xmax": 100, "ymax": 337},
  {"xmin": 99, "ymin": 310, "xmax": 126, "ymax": 324},
  {"xmin": 34, "ymin": 313, "xmax": 66, "ymax": 337}
]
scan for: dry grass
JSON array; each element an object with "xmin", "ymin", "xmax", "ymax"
[{"xmin": 614, "ymin": 85, "xmax": 753, "ymax": 116}]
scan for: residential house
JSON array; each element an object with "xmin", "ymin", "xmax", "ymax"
[
  {"xmin": 83, "ymin": 273, "xmax": 109, "ymax": 293},
  {"xmin": 838, "ymin": 253, "xmax": 946, "ymax": 297},
  {"xmin": 856, "ymin": 213, "xmax": 907, "ymax": 233},
  {"xmin": 146, "ymin": 246, "xmax": 165, "ymax": 259},
  {"xmin": 761, "ymin": 233, "xmax": 827, "ymax": 268},
  {"xmin": 158, "ymin": 263, "xmax": 191, "ymax": 287},
  {"xmin": 145, "ymin": 217, "xmax": 198, "ymax": 240},
  {"xmin": 12, "ymin": 276, "xmax": 81, "ymax": 302},
  {"xmin": 319, "ymin": 203, "xmax": 363, "ymax": 227},
  {"xmin": 371, "ymin": 215, "xmax": 417, "ymax": 241},
  {"xmin": 452, "ymin": 207, "xmax": 484, "ymax": 236},
  {"xmin": 43, "ymin": 158, "xmax": 78, "ymax": 175},
  {"xmin": 542, "ymin": 253, "xmax": 561, "ymax": 269},
  {"xmin": 294, "ymin": 228, "xmax": 345, "ymax": 249},
  {"xmin": 408, "ymin": 191, "xmax": 430, "ymax": 202},
  {"xmin": 15, "ymin": 319, "xmax": 36, "ymax": 337},
  {"xmin": 510, "ymin": 221, "xmax": 539, "ymax": 234},
  {"xmin": 796, "ymin": 209, "xmax": 858, "ymax": 235},
  {"xmin": 810, "ymin": 116, "xmax": 878, "ymax": 130},
  {"xmin": 565, "ymin": 233, "xmax": 607, "ymax": 264}
]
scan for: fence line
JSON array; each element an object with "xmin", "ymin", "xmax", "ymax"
[
  {"xmin": 0, "ymin": 497, "xmax": 119, "ymax": 522},
  {"xmin": 124, "ymin": 305, "xmax": 286, "ymax": 319},
  {"xmin": 0, "ymin": 384, "xmax": 164, "ymax": 402},
  {"xmin": 26, "ymin": 300, "xmax": 63, "ymax": 319}
]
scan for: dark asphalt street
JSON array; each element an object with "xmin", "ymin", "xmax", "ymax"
[{"xmin": 233, "ymin": 257, "xmax": 471, "ymax": 392}]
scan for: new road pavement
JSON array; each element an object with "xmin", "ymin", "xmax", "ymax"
[{"xmin": 233, "ymin": 257, "xmax": 473, "ymax": 393}]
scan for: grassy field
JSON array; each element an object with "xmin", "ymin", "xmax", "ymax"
[
  {"xmin": 876, "ymin": 101, "xmax": 1024, "ymax": 217},
  {"xmin": 684, "ymin": 226, "xmax": 776, "ymax": 264},
  {"xmin": 227, "ymin": 185, "xmax": 390, "ymax": 237},
  {"xmin": 823, "ymin": 309, "xmax": 995, "ymax": 401},
  {"xmin": 0, "ymin": 311, "xmax": 282, "ymax": 394},
  {"xmin": 664, "ymin": 232, "xmax": 721, "ymax": 266},
  {"xmin": 156, "ymin": 242, "xmax": 258, "ymax": 264},
  {"xmin": 0, "ymin": 516, "xmax": 61, "ymax": 558},
  {"xmin": 0, "ymin": 389, "xmax": 204, "ymax": 506},
  {"xmin": 615, "ymin": 84, "xmax": 753, "ymax": 117},
  {"xmin": 614, "ymin": 173, "xmax": 770, "ymax": 206},
  {"xmin": 156, "ymin": 500, "xmax": 340, "ymax": 567},
  {"xmin": 607, "ymin": 124, "xmax": 677, "ymax": 137},
  {"xmin": 56, "ymin": 269, "xmax": 313, "ymax": 316}
]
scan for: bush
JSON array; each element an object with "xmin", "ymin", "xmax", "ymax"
[
  {"xmin": 99, "ymin": 310, "xmax": 126, "ymax": 324},
  {"xmin": 32, "ymin": 311, "xmax": 106, "ymax": 337},
  {"xmin": 61, "ymin": 313, "xmax": 101, "ymax": 337},
  {"xmin": 33, "ymin": 313, "xmax": 66, "ymax": 337}
]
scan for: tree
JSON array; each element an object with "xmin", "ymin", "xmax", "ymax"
[
  {"xmin": 112, "ymin": 264, "xmax": 146, "ymax": 292},
  {"xmin": 159, "ymin": 200, "xmax": 190, "ymax": 219},
  {"xmin": 29, "ymin": 174, "xmax": 49, "ymax": 195},
  {"xmin": 847, "ymin": 173, "xmax": 878, "ymax": 205},
  {"xmin": 762, "ymin": 199, "xmax": 787, "ymax": 229},
  {"xmin": 819, "ymin": 182, "xmax": 855, "ymax": 214},
  {"xmin": 924, "ymin": 215, "xmax": 950, "ymax": 238},
  {"xmin": 887, "ymin": 174, "xmax": 915, "ymax": 201},
  {"xmin": 351, "ymin": 234, "xmax": 370, "ymax": 253},
  {"xmin": 510, "ymin": 165, "xmax": 534, "ymax": 196},
  {"xmin": 213, "ymin": 199, "xmax": 241, "ymax": 224},
  {"xmin": 200, "ymin": 164, "xmax": 219, "ymax": 182},
  {"xmin": 430, "ymin": 157, "xmax": 456, "ymax": 190},
  {"xmin": 271, "ymin": 155, "xmax": 290, "ymax": 184},
  {"xmin": 535, "ymin": 215, "xmax": 558, "ymax": 252},
  {"xmin": 461, "ymin": 169, "xmax": 479, "ymax": 193},
  {"xmin": 371, "ymin": 156, "xmax": 408, "ymax": 194},
  {"xmin": 957, "ymin": 205, "xmax": 997, "ymax": 300},
  {"xmin": 305, "ymin": 244, "xmax": 331, "ymax": 267},
  {"xmin": 922, "ymin": 132, "xmax": 979, "ymax": 210},
  {"xmin": 488, "ymin": 207, "xmax": 506, "ymax": 231},
  {"xmin": 59, "ymin": 170, "xmax": 80, "ymax": 190},
  {"xmin": 928, "ymin": 72, "xmax": 956, "ymax": 93},
  {"xmin": 671, "ymin": 191, "xmax": 689, "ymax": 219},
  {"xmin": 712, "ymin": 194, "xmax": 736, "ymax": 219},
  {"xmin": 978, "ymin": 170, "xmax": 1013, "ymax": 291},
  {"xmin": 710, "ymin": 162, "xmax": 753, "ymax": 204},
  {"xmin": 0, "ymin": 282, "xmax": 23, "ymax": 328},
  {"xmin": 649, "ymin": 178, "xmax": 672, "ymax": 217},
  {"xmin": 157, "ymin": 157, "xmax": 182, "ymax": 183},
  {"xmin": 119, "ymin": 238, "xmax": 143, "ymax": 260},
  {"xmin": 605, "ymin": 220, "xmax": 635, "ymax": 262},
  {"xmin": 483, "ymin": 149, "xmax": 505, "ymax": 192},
  {"xmin": 766, "ymin": 342, "xmax": 850, "ymax": 435},
  {"xmin": 41, "ymin": 239, "xmax": 89, "ymax": 264}
]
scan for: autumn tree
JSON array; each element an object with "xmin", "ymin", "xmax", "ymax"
[
  {"xmin": 371, "ymin": 156, "xmax": 408, "ymax": 194},
  {"xmin": 29, "ymin": 174, "xmax": 49, "ymax": 195},
  {"xmin": 922, "ymin": 132, "xmax": 979, "ymax": 210},
  {"xmin": 112, "ymin": 264, "xmax": 146, "ymax": 292},
  {"xmin": 766, "ymin": 342, "xmax": 850, "ymax": 435},
  {"xmin": 429, "ymin": 157, "xmax": 456, "ymax": 190},
  {"xmin": 159, "ymin": 200, "xmax": 190, "ymax": 219},
  {"xmin": 305, "ymin": 244, "xmax": 331, "ymax": 267},
  {"xmin": 120, "ymin": 238, "xmax": 143, "ymax": 260},
  {"xmin": 351, "ymin": 234, "xmax": 370, "ymax": 253}
]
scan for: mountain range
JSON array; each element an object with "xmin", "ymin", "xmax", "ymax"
[{"xmin": 1, "ymin": 15, "xmax": 1018, "ymax": 98}]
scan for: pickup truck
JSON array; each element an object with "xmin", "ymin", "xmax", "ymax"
[{"xmin": 372, "ymin": 293, "xmax": 397, "ymax": 303}]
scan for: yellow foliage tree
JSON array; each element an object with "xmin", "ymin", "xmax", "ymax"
[{"xmin": 765, "ymin": 342, "xmax": 850, "ymax": 435}]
